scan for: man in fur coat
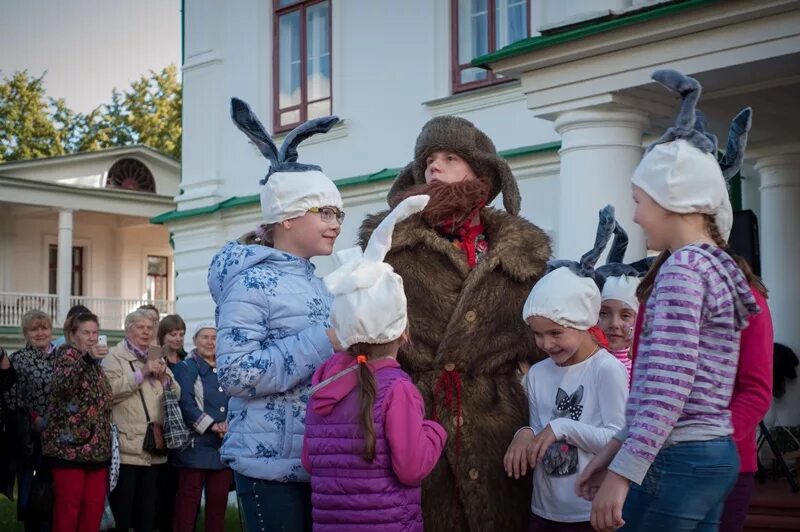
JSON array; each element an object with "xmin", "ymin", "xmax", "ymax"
[{"xmin": 359, "ymin": 116, "xmax": 551, "ymax": 532}]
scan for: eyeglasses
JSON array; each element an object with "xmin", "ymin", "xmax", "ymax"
[{"xmin": 308, "ymin": 206, "xmax": 345, "ymax": 224}]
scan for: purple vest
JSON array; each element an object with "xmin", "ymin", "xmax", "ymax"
[{"xmin": 304, "ymin": 366, "xmax": 423, "ymax": 532}]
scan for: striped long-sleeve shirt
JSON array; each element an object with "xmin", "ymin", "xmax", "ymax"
[{"xmin": 609, "ymin": 244, "xmax": 759, "ymax": 484}]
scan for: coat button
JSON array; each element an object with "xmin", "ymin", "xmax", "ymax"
[
  {"xmin": 468, "ymin": 468, "xmax": 479, "ymax": 480},
  {"xmin": 218, "ymin": 387, "xmax": 223, "ymax": 392},
  {"xmin": 220, "ymin": 406, "xmax": 226, "ymax": 413},
  {"xmin": 464, "ymin": 310, "xmax": 477, "ymax": 323},
  {"xmin": 444, "ymin": 363, "xmax": 455, "ymax": 372},
  {"xmin": 452, "ymin": 415, "xmax": 464, "ymax": 427}
]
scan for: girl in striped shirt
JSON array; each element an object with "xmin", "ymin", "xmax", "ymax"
[{"xmin": 576, "ymin": 70, "xmax": 760, "ymax": 531}]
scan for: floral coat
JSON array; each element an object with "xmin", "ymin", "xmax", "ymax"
[
  {"xmin": 42, "ymin": 345, "xmax": 113, "ymax": 465},
  {"xmin": 208, "ymin": 241, "xmax": 335, "ymax": 482}
]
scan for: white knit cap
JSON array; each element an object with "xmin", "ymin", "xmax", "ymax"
[
  {"xmin": 601, "ymin": 275, "xmax": 640, "ymax": 313},
  {"xmin": 261, "ymin": 170, "xmax": 343, "ymax": 224},
  {"xmin": 632, "ymin": 139, "xmax": 733, "ymax": 240},
  {"xmin": 324, "ymin": 195, "xmax": 430, "ymax": 348},
  {"xmin": 192, "ymin": 322, "xmax": 216, "ymax": 342},
  {"xmin": 522, "ymin": 267, "xmax": 601, "ymax": 330}
]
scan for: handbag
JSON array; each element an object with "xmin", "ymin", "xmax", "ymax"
[
  {"xmin": 130, "ymin": 362, "xmax": 167, "ymax": 455},
  {"xmin": 28, "ymin": 465, "xmax": 53, "ymax": 514},
  {"xmin": 163, "ymin": 383, "xmax": 190, "ymax": 449}
]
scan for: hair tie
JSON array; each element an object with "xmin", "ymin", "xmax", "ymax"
[{"xmin": 356, "ymin": 355, "xmax": 368, "ymax": 365}]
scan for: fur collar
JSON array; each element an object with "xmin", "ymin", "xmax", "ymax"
[{"xmin": 359, "ymin": 207, "xmax": 551, "ymax": 283}]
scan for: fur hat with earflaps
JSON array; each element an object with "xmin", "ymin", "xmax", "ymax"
[
  {"xmin": 388, "ymin": 116, "xmax": 521, "ymax": 215},
  {"xmin": 230, "ymin": 98, "xmax": 343, "ymax": 224}
]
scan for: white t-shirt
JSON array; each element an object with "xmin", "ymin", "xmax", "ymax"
[{"xmin": 526, "ymin": 349, "xmax": 628, "ymax": 522}]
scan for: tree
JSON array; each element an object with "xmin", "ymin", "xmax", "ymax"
[
  {"xmin": 0, "ymin": 70, "xmax": 70, "ymax": 162},
  {"xmin": 0, "ymin": 65, "xmax": 182, "ymax": 162}
]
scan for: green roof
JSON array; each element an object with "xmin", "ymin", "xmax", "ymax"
[
  {"xmin": 472, "ymin": 0, "xmax": 720, "ymax": 67},
  {"xmin": 151, "ymin": 141, "xmax": 561, "ymax": 224}
]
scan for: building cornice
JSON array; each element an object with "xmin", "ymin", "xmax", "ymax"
[{"xmin": 150, "ymin": 141, "xmax": 562, "ymax": 224}]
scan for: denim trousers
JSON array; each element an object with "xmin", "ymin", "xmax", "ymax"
[
  {"xmin": 621, "ymin": 437, "xmax": 739, "ymax": 532},
  {"xmin": 234, "ymin": 472, "xmax": 311, "ymax": 532}
]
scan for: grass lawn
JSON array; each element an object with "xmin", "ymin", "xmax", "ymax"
[{"xmin": 0, "ymin": 495, "xmax": 242, "ymax": 531}]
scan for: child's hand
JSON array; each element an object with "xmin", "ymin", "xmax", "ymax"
[
  {"xmin": 503, "ymin": 427, "xmax": 534, "ymax": 479},
  {"xmin": 590, "ymin": 470, "xmax": 629, "ymax": 531},
  {"xmin": 575, "ymin": 439, "xmax": 621, "ymax": 501},
  {"xmin": 526, "ymin": 424, "xmax": 557, "ymax": 466}
]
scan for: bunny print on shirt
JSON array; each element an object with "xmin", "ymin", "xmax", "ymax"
[{"xmin": 543, "ymin": 385, "xmax": 584, "ymax": 477}]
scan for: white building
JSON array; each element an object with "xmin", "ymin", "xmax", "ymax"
[
  {"xmin": 162, "ymin": 0, "xmax": 800, "ymax": 428},
  {"xmin": 0, "ymin": 145, "xmax": 178, "ymax": 348}
]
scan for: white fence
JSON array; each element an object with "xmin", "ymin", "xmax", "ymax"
[{"xmin": 0, "ymin": 292, "xmax": 174, "ymax": 329}]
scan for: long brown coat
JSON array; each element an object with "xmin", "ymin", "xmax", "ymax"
[{"xmin": 360, "ymin": 207, "xmax": 550, "ymax": 532}]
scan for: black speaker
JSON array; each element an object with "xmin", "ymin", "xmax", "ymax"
[{"xmin": 728, "ymin": 210, "xmax": 760, "ymax": 276}]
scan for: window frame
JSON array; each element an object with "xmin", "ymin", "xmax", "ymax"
[
  {"xmin": 450, "ymin": 0, "xmax": 531, "ymax": 94},
  {"xmin": 272, "ymin": 0, "xmax": 333, "ymax": 133},
  {"xmin": 145, "ymin": 255, "xmax": 170, "ymax": 302},
  {"xmin": 48, "ymin": 244, "xmax": 85, "ymax": 296}
]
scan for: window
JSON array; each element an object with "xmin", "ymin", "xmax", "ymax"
[
  {"xmin": 106, "ymin": 158, "xmax": 156, "ymax": 193},
  {"xmin": 146, "ymin": 256, "xmax": 169, "ymax": 301},
  {"xmin": 273, "ymin": 0, "xmax": 332, "ymax": 132},
  {"xmin": 451, "ymin": 0, "xmax": 530, "ymax": 93},
  {"xmin": 48, "ymin": 245, "xmax": 85, "ymax": 296}
]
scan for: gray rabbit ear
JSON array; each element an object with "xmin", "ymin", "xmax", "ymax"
[
  {"xmin": 571, "ymin": 385, "xmax": 584, "ymax": 405},
  {"xmin": 279, "ymin": 116, "xmax": 340, "ymax": 163},
  {"xmin": 694, "ymin": 109, "xmax": 718, "ymax": 154},
  {"xmin": 556, "ymin": 388, "xmax": 568, "ymax": 404},
  {"xmin": 606, "ymin": 221, "xmax": 629, "ymax": 265},
  {"xmin": 230, "ymin": 98, "xmax": 280, "ymax": 168},
  {"xmin": 719, "ymin": 107, "xmax": 753, "ymax": 181},
  {"xmin": 647, "ymin": 70, "xmax": 716, "ymax": 154},
  {"xmin": 579, "ymin": 205, "xmax": 615, "ymax": 270}
]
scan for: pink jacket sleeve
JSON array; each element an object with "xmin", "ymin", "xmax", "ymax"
[
  {"xmin": 730, "ymin": 289, "xmax": 773, "ymax": 446},
  {"xmin": 301, "ymin": 434, "xmax": 311, "ymax": 473},
  {"xmin": 384, "ymin": 379, "xmax": 447, "ymax": 486}
]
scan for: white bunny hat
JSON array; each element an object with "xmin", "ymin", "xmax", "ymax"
[{"xmin": 324, "ymin": 195, "xmax": 430, "ymax": 348}]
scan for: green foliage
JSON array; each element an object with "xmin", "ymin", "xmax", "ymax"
[{"xmin": 0, "ymin": 65, "xmax": 181, "ymax": 162}]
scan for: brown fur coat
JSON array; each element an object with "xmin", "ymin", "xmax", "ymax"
[{"xmin": 359, "ymin": 207, "xmax": 551, "ymax": 532}]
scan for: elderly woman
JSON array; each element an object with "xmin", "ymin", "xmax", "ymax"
[
  {"xmin": 4, "ymin": 310, "xmax": 56, "ymax": 530},
  {"xmin": 172, "ymin": 323, "xmax": 231, "ymax": 532},
  {"xmin": 105, "ymin": 309, "xmax": 180, "ymax": 532},
  {"xmin": 43, "ymin": 311, "xmax": 113, "ymax": 531}
]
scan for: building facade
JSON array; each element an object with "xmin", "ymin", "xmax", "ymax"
[{"xmin": 162, "ymin": 0, "xmax": 800, "ymax": 426}]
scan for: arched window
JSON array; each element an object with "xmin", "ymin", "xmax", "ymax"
[{"xmin": 105, "ymin": 158, "xmax": 156, "ymax": 193}]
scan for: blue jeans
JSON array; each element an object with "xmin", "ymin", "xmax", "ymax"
[
  {"xmin": 621, "ymin": 437, "xmax": 739, "ymax": 532},
  {"xmin": 234, "ymin": 472, "xmax": 311, "ymax": 532}
]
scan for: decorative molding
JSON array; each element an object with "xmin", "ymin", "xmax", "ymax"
[{"xmin": 424, "ymin": 82, "xmax": 525, "ymax": 117}]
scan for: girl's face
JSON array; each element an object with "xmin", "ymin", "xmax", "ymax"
[
  {"xmin": 598, "ymin": 300, "xmax": 636, "ymax": 351},
  {"xmin": 527, "ymin": 316, "xmax": 588, "ymax": 367},
  {"xmin": 72, "ymin": 320, "xmax": 99, "ymax": 353},
  {"xmin": 24, "ymin": 323, "xmax": 52, "ymax": 350},
  {"xmin": 633, "ymin": 185, "xmax": 673, "ymax": 251},
  {"xmin": 163, "ymin": 328, "xmax": 185, "ymax": 351},
  {"xmin": 281, "ymin": 208, "xmax": 341, "ymax": 258},
  {"xmin": 194, "ymin": 329, "xmax": 217, "ymax": 361},
  {"xmin": 424, "ymin": 151, "xmax": 477, "ymax": 185}
]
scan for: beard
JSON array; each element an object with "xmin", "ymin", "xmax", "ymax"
[{"xmin": 395, "ymin": 177, "xmax": 491, "ymax": 228}]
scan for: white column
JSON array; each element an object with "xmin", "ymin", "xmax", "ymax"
[
  {"xmin": 553, "ymin": 106, "xmax": 649, "ymax": 260},
  {"xmin": 755, "ymin": 153, "xmax": 800, "ymax": 426},
  {"xmin": 56, "ymin": 209, "xmax": 74, "ymax": 325}
]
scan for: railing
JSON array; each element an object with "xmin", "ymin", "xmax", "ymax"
[{"xmin": 0, "ymin": 292, "xmax": 174, "ymax": 329}]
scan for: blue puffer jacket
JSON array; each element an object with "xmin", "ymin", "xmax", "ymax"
[{"xmin": 208, "ymin": 241, "xmax": 335, "ymax": 481}]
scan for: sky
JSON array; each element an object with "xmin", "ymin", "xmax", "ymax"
[{"xmin": 0, "ymin": 0, "xmax": 181, "ymax": 113}]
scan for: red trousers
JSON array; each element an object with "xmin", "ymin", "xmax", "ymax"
[
  {"xmin": 51, "ymin": 466, "xmax": 109, "ymax": 532},
  {"xmin": 173, "ymin": 467, "xmax": 232, "ymax": 532}
]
